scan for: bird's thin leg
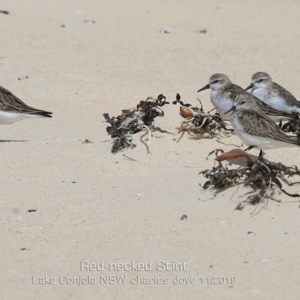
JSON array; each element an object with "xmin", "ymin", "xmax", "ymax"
[
  {"xmin": 244, "ymin": 145, "xmax": 255, "ymax": 152},
  {"xmin": 258, "ymin": 149, "xmax": 264, "ymax": 161}
]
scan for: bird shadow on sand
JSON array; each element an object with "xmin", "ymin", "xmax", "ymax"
[{"xmin": 0, "ymin": 139, "xmax": 28, "ymax": 143}]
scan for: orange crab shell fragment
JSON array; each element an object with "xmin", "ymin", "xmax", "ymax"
[
  {"xmin": 215, "ymin": 149, "xmax": 254, "ymax": 166},
  {"xmin": 179, "ymin": 106, "xmax": 194, "ymax": 118}
]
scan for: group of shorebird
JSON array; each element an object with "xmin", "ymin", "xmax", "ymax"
[
  {"xmin": 0, "ymin": 71, "xmax": 299, "ymax": 159},
  {"xmin": 197, "ymin": 72, "xmax": 300, "ymax": 156}
]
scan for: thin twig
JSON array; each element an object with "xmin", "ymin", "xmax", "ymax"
[{"xmin": 122, "ymin": 154, "xmax": 137, "ymax": 161}]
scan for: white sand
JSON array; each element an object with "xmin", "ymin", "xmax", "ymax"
[{"xmin": 1, "ymin": 0, "xmax": 300, "ymax": 299}]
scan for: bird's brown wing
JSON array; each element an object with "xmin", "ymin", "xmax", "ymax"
[
  {"xmin": 273, "ymin": 82, "xmax": 300, "ymax": 108},
  {"xmin": 0, "ymin": 85, "xmax": 52, "ymax": 116},
  {"xmin": 238, "ymin": 109, "xmax": 299, "ymax": 145}
]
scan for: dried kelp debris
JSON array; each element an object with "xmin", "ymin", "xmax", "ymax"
[
  {"xmin": 104, "ymin": 94, "xmax": 169, "ymax": 153},
  {"xmin": 173, "ymin": 93, "xmax": 233, "ymax": 141},
  {"xmin": 281, "ymin": 113, "xmax": 300, "ymax": 137},
  {"xmin": 199, "ymin": 149, "xmax": 300, "ymax": 204}
]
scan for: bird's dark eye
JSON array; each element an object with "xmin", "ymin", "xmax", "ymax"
[
  {"xmin": 259, "ymin": 79, "xmax": 263, "ymax": 83},
  {"xmin": 241, "ymin": 101, "xmax": 245, "ymax": 104}
]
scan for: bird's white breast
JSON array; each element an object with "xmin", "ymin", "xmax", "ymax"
[
  {"xmin": 252, "ymin": 88, "xmax": 300, "ymax": 114},
  {"xmin": 210, "ymin": 91, "xmax": 233, "ymax": 119}
]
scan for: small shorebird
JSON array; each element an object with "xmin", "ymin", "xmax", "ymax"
[
  {"xmin": 0, "ymin": 85, "xmax": 52, "ymax": 124},
  {"xmin": 245, "ymin": 72, "xmax": 300, "ymax": 115},
  {"xmin": 225, "ymin": 93, "xmax": 300, "ymax": 153},
  {"xmin": 197, "ymin": 74, "xmax": 292, "ymax": 121}
]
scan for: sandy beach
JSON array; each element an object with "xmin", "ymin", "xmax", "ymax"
[{"xmin": 2, "ymin": 0, "xmax": 300, "ymax": 299}]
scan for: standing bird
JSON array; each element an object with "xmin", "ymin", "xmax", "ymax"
[
  {"xmin": 0, "ymin": 85, "xmax": 52, "ymax": 124},
  {"xmin": 245, "ymin": 72, "xmax": 300, "ymax": 115},
  {"xmin": 197, "ymin": 74, "xmax": 292, "ymax": 121},
  {"xmin": 225, "ymin": 93, "xmax": 300, "ymax": 156}
]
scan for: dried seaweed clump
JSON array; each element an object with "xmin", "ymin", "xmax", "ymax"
[
  {"xmin": 104, "ymin": 94, "xmax": 169, "ymax": 153},
  {"xmin": 199, "ymin": 149, "xmax": 300, "ymax": 204},
  {"xmin": 281, "ymin": 113, "xmax": 300, "ymax": 138},
  {"xmin": 173, "ymin": 93, "xmax": 232, "ymax": 142}
]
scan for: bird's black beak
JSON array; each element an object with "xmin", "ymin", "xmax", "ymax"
[
  {"xmin": 245, "ymin": 83, "xmax": 254, "ymax": 91},
  {"xmin": 197, "ymin": 84, "xmax": 210, "ymax": 92},
  {"xmin": 225, "ymin": 105, "xmax": 236, "ymax": 114}
]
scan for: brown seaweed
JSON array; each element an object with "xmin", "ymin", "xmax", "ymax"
[
  {"xmin": 281, "ymin": 112, "xmax": 300, "ymax": 138},
  {"xmin": 200, "ymin": 149, "xmax": 300, "ymax": 205},
  {"xmin": 103, "ymin": 94, "xmax": 169, "ymax": 153},
  {"xmin": 174, "ymin": 93, "xmax": 233, "ymax": 141}
]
